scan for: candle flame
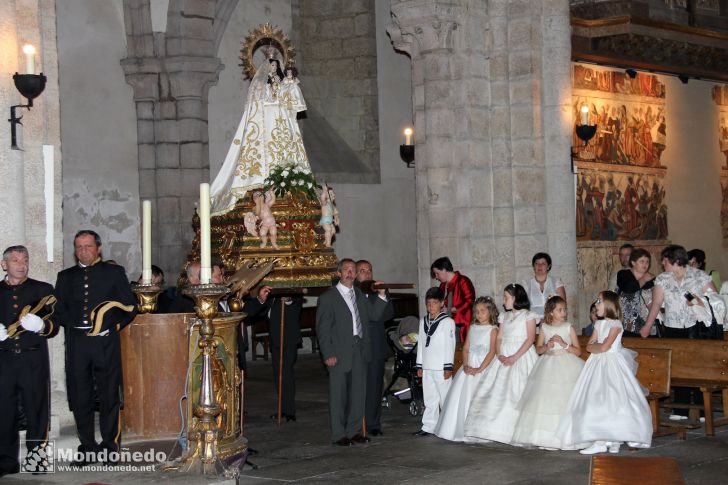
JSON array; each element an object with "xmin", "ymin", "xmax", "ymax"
[
  {"xmin": 580, "ymin": 105, "xmax": 589, "ymax": 114},
  {"xmin": 404, "ymin": 128, "xmax": 413, "ymax": 136},
  {"xmin": 22, "ymin": 44, "xmax": 36, "ymax": 55}
]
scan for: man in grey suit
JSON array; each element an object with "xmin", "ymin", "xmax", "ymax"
[
  {"xmin": 316, "ymin": 258, "xmax": 388, "ymax": 446},
  {"xmin": 356, "ymin": 260, "xmax": 394, "ymax": 436}
]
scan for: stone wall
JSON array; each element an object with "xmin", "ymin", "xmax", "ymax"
[
  {"xmin": 57, "ymin": 0, "xmax": 140, "ymax": 273},
  {"xmin": 295, "ymin": 0, "xmax": 382, "ymax": 183},
  {"xmin": 1, "ymin": 0, "xmax": 68, "ymax": 428}
]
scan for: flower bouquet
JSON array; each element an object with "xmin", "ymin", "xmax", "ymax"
[{"xmin": 263, "ymin": 163, "xmax": 319, "ymax": 200}]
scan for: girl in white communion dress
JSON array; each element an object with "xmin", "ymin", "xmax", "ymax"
[
  {"xmin": 511, "ymin": 296, "xmax": 584, "ymax": 450},
  {"xmin": 435, "ymin": 297, "xmax": 499, "ymax": 442},
  {"xmin": 463, "ymin": 284, "xmax": 539, "ymax": 444},
  {"xmin": 555, "ymin": 291, "xmax": 652, "ymax": 454}
]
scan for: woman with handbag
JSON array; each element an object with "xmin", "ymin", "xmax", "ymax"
[{"xmin": 616, "ymin": 248, "xmax": 656, "ymax": 337}]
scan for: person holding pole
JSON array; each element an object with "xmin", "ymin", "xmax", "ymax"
[{"xmin": 268, "ymin": 294, "xmax": 304, "ymax": 422}]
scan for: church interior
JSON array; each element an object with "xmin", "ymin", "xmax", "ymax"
[{"xmin": 1, "ymin": 0, "xmax": 728, "ymax": 483}]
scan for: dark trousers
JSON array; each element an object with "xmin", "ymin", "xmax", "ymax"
[
  {"xmin": 66, "ymin": 329, "xmax": 123, "ymax": 452},
  {"xmin": 663, "ymin": 326, "xmax": 703, "ymax": 415},
  {"xmin": 365, "ymin": 358, "xmax": 386, "ymax": 431},
  {"xmin": 271, "ymin": 342, "xmax": 297, "ymax": 416},
  {"xmin": 328, "ymin": 338, "xmax": 366, "ymax": 441},
  {"xmin": 0, "ymin": 349, "xmax": 50, "ymax": 473}
]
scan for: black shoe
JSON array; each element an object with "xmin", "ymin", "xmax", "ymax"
[
  {"xmin": 334, "ymin": 437, "xmax": 351, "ymax": 447},
  {"xmin": 413, "ymin": 430, "xmax": 431, "ymax": 437},
  {"xmin": 270, "ymin": 413, "xmax": 296, "ymax": 422},
  {"xmin": 370, "ymin": 429, "xmax": 383, "ymax": 436},
  {"xmin": 350, "ymin": 433, "xmax": 371, "ymax": 444}
]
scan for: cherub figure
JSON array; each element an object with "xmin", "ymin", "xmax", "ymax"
[
  {"xmin": 318, "ymin": 184, "xmax": 340, "ymax": 248},
  {"xmin": 254, "ymin": 188, "xmax": 278, "ymax": 249},
  {"xmin": 243, "ymin": 211, "xmax": 259, "ymax": 237}
]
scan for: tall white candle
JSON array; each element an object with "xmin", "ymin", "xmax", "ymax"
[
  {"xmin": 42, "ymin": 145, "xmax": 53, "ymax": 263},
  {"xmin": 23, "ymin": 44, "xmax": 35, "ymax": 74},
  {"xmin": 142, "ymin": 200, "xmax": 152, "ymax": 284},
  {"xmin": 199, "ymin": 183, "xmax": 212, "ymax": 284}
]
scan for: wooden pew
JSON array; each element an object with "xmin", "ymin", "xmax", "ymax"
[
  {"xmin": 578, "ymin": 340, "xmax": 685, "ymax": 439},
  {"xmin": 579, "ymin": 335, "xmax": 728, "ymax": 436}
]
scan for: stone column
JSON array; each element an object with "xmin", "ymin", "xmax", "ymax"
[
  {"xmin": 389, "ymin": 0, "xmax": 575, "ymax": 313},
  {"xmin": 122, "ymin": 50, "xmax": 223, "ymax": 280}
]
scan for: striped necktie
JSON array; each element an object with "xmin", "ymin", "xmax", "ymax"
[{"xmin": 349, "ymin": 288, "xmax": 362, "ymax": 336}]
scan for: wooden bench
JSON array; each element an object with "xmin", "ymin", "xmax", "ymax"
[
  {"xmin": 578, "ymin": 339, "xmax": 685, "ymax": 439},
  {"xmin": 589, "ymin": 456, "xmax": 685, "ymax": 485},
  {"xmin": 579, "ymin": 335, "xmax": 728, "ymax": 436}
]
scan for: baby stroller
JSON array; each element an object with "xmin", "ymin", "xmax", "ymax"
[{"xmin": 382, "ymin": 316, "xmax": 424, "ymax": 416}]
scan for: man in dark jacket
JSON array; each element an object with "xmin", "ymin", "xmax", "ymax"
[
  {"xmin": 54, "ymin": 230, "xmax": 137, "ymax": 467},
  {"xmin": 0, "ymin": 246, "xmax": 58, "ymax": 477},
  {"xmin": 356, "ymin": 260, "xmax": 394, "ymax": 436}
]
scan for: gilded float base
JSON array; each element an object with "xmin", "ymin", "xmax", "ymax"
[{"xmin": 187, "ymin": 191, "xmax": 338, "ymax": 288}]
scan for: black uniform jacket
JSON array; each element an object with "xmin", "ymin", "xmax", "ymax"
[
  {"xmin": 54, "ymin": 259, "xmax": 137, "ymax": 334},
  {"xmin": 0, "ymin": 277, "xmax": 58, "ymax": 351}
]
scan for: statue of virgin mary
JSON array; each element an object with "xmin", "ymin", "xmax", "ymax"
[{"xmin": 210, "ymin": 53, "xmax": 310, "ymax": 215}]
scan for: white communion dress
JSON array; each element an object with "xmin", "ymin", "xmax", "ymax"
[
  {"xmin": 463, "ymin": 310, "xmax": 539, "ymax": 444},
  {"xmin": 555, "ymin": 319, "xmax": 652, "ymax": 449},
  {"xmin": 511, "ymin": 322, "xmax": 584, "ymax": 449},
  {"xmin": 434, "ymin": 324, "xmax": 497, "ymax": 442}
]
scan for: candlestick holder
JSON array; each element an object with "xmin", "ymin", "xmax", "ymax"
[
  {"xmin": 400, "ymin": 144, "xmax": 415, "ymax": 168},
  {"xmin": 165, "ymin": 282, "xmax": 247, "ymax": 477},
  {"xmin": 130, "ymin": 282, "xmax": 163, "ymax": 314}
]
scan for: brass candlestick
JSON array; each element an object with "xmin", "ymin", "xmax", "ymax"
[
  {"xmin": 165, "ymin": 282, "xmax": 245, "ymax": 476},
  {"xmin": 130, "ymin": 282, "xmax": 163, "ymax": 313}
]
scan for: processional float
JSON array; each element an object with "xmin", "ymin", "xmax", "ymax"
[{"xmin": 130, "ymin": 23, "xmax": 340, "ymax": 477}]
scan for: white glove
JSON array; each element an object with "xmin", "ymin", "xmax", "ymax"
[
  {"xmin": 20, "ymin": 313, "xmax": 44, "ymax": 333},
  {"xmin": 0, "ymin": 324, "xmax": 8, "ymax": 341}
]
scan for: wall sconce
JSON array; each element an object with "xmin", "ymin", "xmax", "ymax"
[
  {"xmin": 400, "ymin": 127, "xmax": 414, "ymax": 167},
  {"xmin": 9, "ymin": 44, "xmax": 46, "ymax": 150},
  {"xmin": 571, "ymin": 105, "xmax": 597, "ymax": 173}
]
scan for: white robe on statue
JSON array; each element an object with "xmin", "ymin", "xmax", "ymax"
[{"xmin": 210, "ymin": 61, "xmax": 311, "ymax": 215}]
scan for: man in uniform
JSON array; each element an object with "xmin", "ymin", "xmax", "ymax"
[
  {"xmin": 355, "ymin": 260, "xmax": 393, "ymax": 436},
  {"xmin": 54, "ymin": 230, "xmax": 137, "ymax": 467},
  {"xmin": 0, "ymin": 246, "xmax": 57, "ymax": 477}
]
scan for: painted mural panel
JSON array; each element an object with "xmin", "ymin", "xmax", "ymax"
[
  {"xmin": 573, "ymin": 64, "xmax": 668, "ymax": 242},
  {"xmin": 576, "ymin": 168, "xmax": 667, "ymax": 241},
  {"xmin": 712, "ymin": 85, "xmax": 728, "ymax": 246}
]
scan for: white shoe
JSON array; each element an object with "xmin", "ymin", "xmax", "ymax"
[
  {"xmin": 699, "ymin": 417, "xmax": 706, "ymax": 423},
  {"xmin": 668, "ymin": 414, "xmax": 684, "ymax": 421},
  {"xmin": 608, "ymin": 442, "xmax": 621, "ymax": 453},
  {"xmin": 538, "ymin": 446, "xmax": 558, "ymax": 451},
  {"xmin": 627, "ymin": 442, "xmax": 646, "ymax": 448},
  {"xmin": 580, "ymin": 443, "xmax": 608, "ymax": 455}
]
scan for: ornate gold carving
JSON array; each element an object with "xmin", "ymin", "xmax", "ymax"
[
  {"xmin": 240, "ymin": 23, "xmax": 296, "ymax": 80},
  {"xmin": 186, "ymin": 191, "xmax": 338, "ymax": 289}
]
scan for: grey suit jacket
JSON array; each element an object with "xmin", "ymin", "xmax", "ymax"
[{"xmin": 316, "ymin": 286, "xmax": 383, "ymax": 371}]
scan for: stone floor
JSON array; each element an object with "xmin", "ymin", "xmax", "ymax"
[{"xmin": 5, "ymin": 353, "xmax": 728, "ymax": 484}]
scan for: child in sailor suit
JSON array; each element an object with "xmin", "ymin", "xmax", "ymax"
[{"xmin": 415, "ymin": 287, "xmax": 457, "ymax": 435}]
